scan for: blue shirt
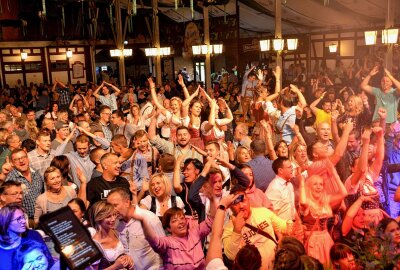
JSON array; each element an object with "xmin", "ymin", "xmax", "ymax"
[
  {"xmin": 247, "ymin": 156, "xmax": 274, "ymax": 192},
  {"xmin": 275, "ymin": 106, "xmax": 296, "ymax": 144}
]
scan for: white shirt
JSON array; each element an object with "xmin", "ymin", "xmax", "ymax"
[
  {"xmin": 265, "ymin": 175, "xmax": 296, "ymax": 221},
  {"xmin": 116, "ymin": 206, "xmax": 164, "ymax": 270}
]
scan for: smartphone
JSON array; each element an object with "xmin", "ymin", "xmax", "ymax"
[{"xmin": 232, "ymin": 194, "xmax": 244, "ymax": 205}]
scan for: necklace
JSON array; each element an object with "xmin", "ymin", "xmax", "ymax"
[{"xmin": 48, "ymin": 188, "xmax": 62, "ymax": 195}]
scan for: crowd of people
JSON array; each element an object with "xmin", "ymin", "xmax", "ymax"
[{"xmin": 0, "ymin": 55, "xmax": 400, "ymax": 270}]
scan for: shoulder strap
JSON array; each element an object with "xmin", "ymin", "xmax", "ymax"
[
  {"xmin": 244, "ymin": 223, "xmax": 278, "ymax": 245},
  {"xmin": 150, "ymin": 196, "xmax": 156, "ymax": 213},
  {"xmin": 130, "ymin": 151, "xmax": 138, "ymax": 182},
  {"xmin": 171, "ymin": 195, "xmax": 177, "ymax": 208}
]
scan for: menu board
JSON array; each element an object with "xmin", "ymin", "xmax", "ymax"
[{"xmin": 39, "ymin": 206, "xmax": 102, "ymax": 270}]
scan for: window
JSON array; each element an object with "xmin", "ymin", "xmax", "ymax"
[
  {"xmin": 51, "ymin": 61, "xmax": 68, "ymax": 71},
  {"xmin": 25, "ymin": 63, "xmax": 42, "ymax": 71},
  {"xmin": 4, "ymin": 64, "xmax": 22, "ymax": 71}
]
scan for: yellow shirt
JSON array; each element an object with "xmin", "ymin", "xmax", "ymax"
[{"xmin": 222, "ymin": 207, "xmax": 287, "ymax": 270}]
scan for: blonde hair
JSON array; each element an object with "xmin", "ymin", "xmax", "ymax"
[
  {"xmin": 305, "ymin": 175, "xmax": 332, "ymax": 218},
  {"xmin": 43, "ymin": 166, "xmax": 61, "ymax": 183},
  {"xmin": 88, "ymin": 201, "xmax": 115, "ymax": 231},
  {"xmin": 289, "ymin": 141, "xmax": 309, "ymax": 165},
  {"xmin": 346, "ymin": 95, "xmax": 363, "ymax": 116},
  {"xmin": 25, "ymin": 120, "xmax": 39, "ymax": 140},
  {"xmin": 235, "ymin": 146, "xmax": 250, "ymax": 164},
  {"xmin": 148, "ymin": 173, "xmax": 172, "ymax": 199}
]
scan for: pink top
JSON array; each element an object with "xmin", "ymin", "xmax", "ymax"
[{"xmin": 149, "ymin": 216, "xmax": 213, "ymax": 270}]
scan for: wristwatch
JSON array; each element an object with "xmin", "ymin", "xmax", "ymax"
[{"xmin": 218, "ymin": 205, "xmax": 226, "ymax": 211}]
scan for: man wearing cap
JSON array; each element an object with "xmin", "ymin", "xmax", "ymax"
[{"xmin": 51, "ymin": 121, "xmax": 74, "ymax": 154}]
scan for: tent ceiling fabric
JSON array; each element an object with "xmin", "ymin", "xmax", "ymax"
[{"xmin": 156, "ymin": 0, "xmax": 397, "ymax": 34}]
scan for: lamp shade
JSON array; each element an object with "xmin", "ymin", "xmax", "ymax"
[
  {"xmin": 213, "ymin": 44, "xmax": 223, "ymax": 54},
  {"xmin": 20, "ymin": 52, "xmax": 28, "ymax": 60},
  {"xmin": 382, "ymin": 28, "xmax": 399, "ymax": 44},
  {"xmin": 328, "ymin": 44, "xmax": 338, "ymax": 53},
  {"xmin": 259, "ymin": 40, "xmax": 270, "ymax": 51},
  {"xmin": 123, "ymin": 49, "xmax": 132, "ymax": 56},
  {"xmin": 110, "ymin": 49, "xmax": 122, "ymax": 57},
  {"xmin": 273, "ymin": 39, "xmax": 284, "ymax": 51},
  {"xmin": 192, "ymin": 45, "xmax": 201, "ymax": 55},
  {"xmin": 160, "ymin": 47, "xmax": 171, "ymax": 56},
  {"xmin": 287, "ymin": 39, "xmax": 298, "ymax": 50},
  {"xmin": 201, "ymin": 45, "xmax": 210, "ymax": 54},
  {"xmin": 66, "ymin": 50, "xmax": 73, "ymax": 58},
  {"xmin": 364, "ymin": 31, "xmax": 377, "ymax": 45}
]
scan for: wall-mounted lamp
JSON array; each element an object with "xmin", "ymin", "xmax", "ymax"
[
  {"xmin": 328, "ymin": 43, "xmax": 338, "ymax": 53},
  {"xmin": 382, "ymin": 28, "xmax": 399, "ymax": 44},
  {"xmin": 192, "ymin": 44, "xmax": 223, "ymax": 55},
  {"xmin": 20, "ymin": 52, "xmax": 28, "ymax": 61},
  {"xmin": 66, "ymin": 50, "xmax": 73, "ymax": 58},
  {"xmin": 110, "ymin": 49, "xmax": 132, "ymax": 57},
  {"xmin": 145, "ymin": 47, "xmax": 171, "ymax": 57},
  {"xmin": 364, "ymin": 31, "xmax": 377, "ymax": 45},
  {"xmin": 259, "ymin": 38, "xmax": 298, "ymax": 51}
]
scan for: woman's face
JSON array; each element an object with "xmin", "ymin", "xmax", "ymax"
[
  {"xmin": 293, "ymin": 145, "xmax": 307, "ymax": 163},
  {"xmin": 277, "ymin": 142, "xmax": 288, "ymax": 157},
  {"xmin": 310, "ymin": 177, "xmax": 324, "ymax": 200},
  {"xmin": 59, "ymin": 113, "xmax": 68, "ymax": 122},
  {"xmin": 151, "ymin": 177, "xmax": 166, "ymax": 198},
  {"xmin": 190, "ymin": 102, "xmax": 202, "ymax": 117},
  {"xmin": 170, "ymin": 100, "xmax": 180, "ymax": 113},
  {"xmin": 23, "ymin": 249, "xmax": 49, "ymax": 270},
  {"xmin": 352, "ymin": 208, "xmax": 365, "ymax": 229},
  {"xmin": 52, "ymin": 104, "xmax": 58, "ymax": 112},
  {"xmin": 336, "ymin": 253, "xmax": 356, "ymax": 270},
  {"xmin": 46, "ymin": 171, "xmax": 62, "ymax": 192},
  {"xmin": 384, "ymin": 221, "xmax": 400, "ymax": 245},
  {"xmin": 100, "ymin": 212, "xmax": 117, "ymax": 231},
  {"xmin": 343, "ymin": 91, "xmax": 349, "ymax": 101},
  {"xmin": 132, "ymin": 106, "xmax": 139, "ymax": 116},
  {"xmin": 163, "ymin": 99, "xmax": 170, "ymax": 109},
  {"xmin": 241, "ymin": 167, "xmax": 254, "ymax": 186},
  {"xmin": 237, "ymin": 148, "xmax": 251, "ymax": 164},
  {"xmin": 68, "ymin": 202, "xmax": 84, "ymax": 221},
  {"xmin": 347, "ymin": 98, "xmax": 354, "ymax": 111},
  {"xmin": 9, "ymin": 210, "xmax": 27, "ymax": 235}
]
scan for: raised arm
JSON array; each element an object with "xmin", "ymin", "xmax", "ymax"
[
  {"xmin": 188, "ymin": 159, "xmax": 213, "ymax": 210},
  {"xmin": 148, "ymin": 77, "xmax": 167, "ymax": 113},
  {"xmin": 181, "ymin": 86, "xmax": 199, "ymax": 117},
  {"xmin": 350, "ymin": 128, "xmax": 371, "ymax": 186},
  {"xmin": 360, "ymin": 66, "xmax": 379, "ymax": 94},
  {"xmin": 202, "ymin": 98, "xmax": 216, "ymax": 133},
  {"xmin": 147, "ymin": 113, "xmax": 158, "ymax": 141},
  {"xmin": 173, "ymin": 155, "xmax": 185, "ymax": 194},
  {"xmin": 290, "ymin": 84, "xmax": 307, "ymax": 108},
  {"xmin": 206, "ymin": 194, "xmax": 236, "ymax": 264},
  {"xmin": 342, "ymin": 196, "xmax": 369, "ymax": 236},
  {"xmin": 329, "ymin": 120, "xmax": 353, "ymax": 165},
  {"xmin": 330, "ymin": 111, "xmax": 340, "ymax": 144},
  {"xmin": 56, "ymin": 79, "xmax": 66, "ymax": 89},
  {"xmin": 93, "ymin": 82, "xmax": 104, "ymax": 99},
  {"xmin": 298, "ymin": 168, "xmax": 308, "ymax": 212},
  {"xmin": 178, "ymin": 74, "xmax": 190, "ymax": 99},
  {"xmin": 133, "ymin": 208, "xmax": 159, "ymax": 243},
  {"xmin": 370, "ymin": 126, "xmax": 385, "ymax": 180},
  {"xmin": 105, "ymin": 81, "xmax": 121, "ymax": 96},
  {"xmin": 327, "ymin": 160, "xmax": 348, "ymax": 209},
  {"xmin": 69, "ymin": 96, "xmax": 76, "ymax": 112},
  {"xmin": 309, "ymin": 92, "xmax": 325, "ymax": 115},
  {"xmin": 215, "ymin": 98, "xmax": 233, "ymax": 126},
  {"xmin": 260, "ymin": 120, "xmax": 278, "ymax": 160},
  {"xmin": 76, "ymin": 167, "xmax": 88, "ymax": 207}
]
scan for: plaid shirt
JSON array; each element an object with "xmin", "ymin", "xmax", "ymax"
[
  {"xmin": 5, "ymin": 168, "xmax": 44, "ymax": 218},
  {"xmin": 28, "ymin": 144, "xmax": 67, "ymax": 177},
  {"xmin": 57, "ymin": 87, "xmax": 71, "ymax": 106}
]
